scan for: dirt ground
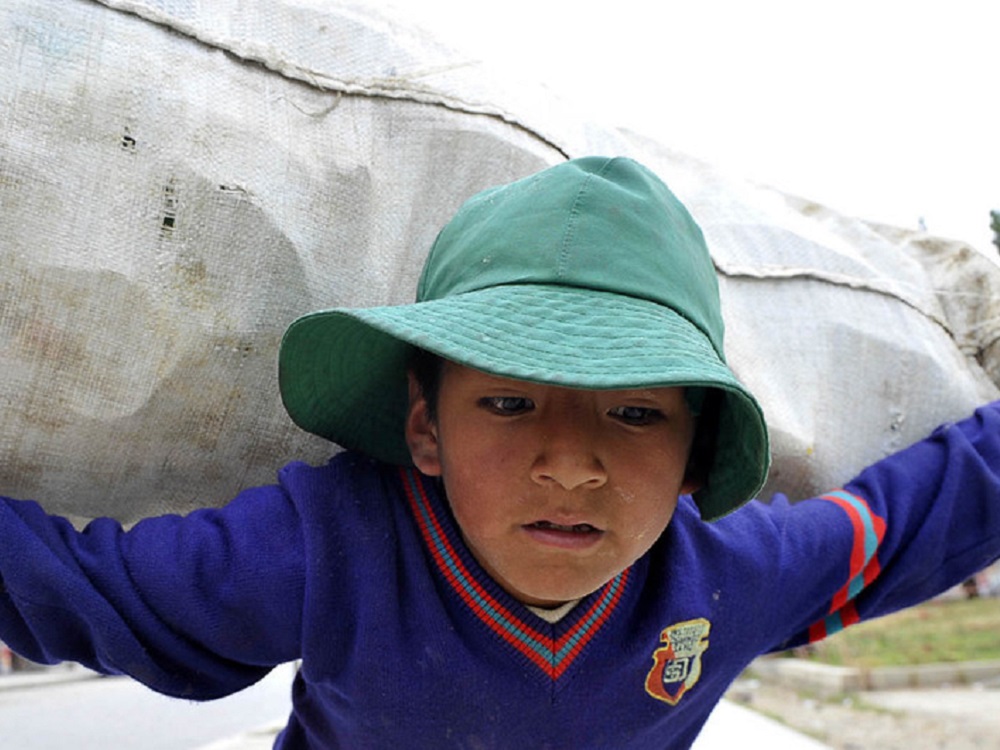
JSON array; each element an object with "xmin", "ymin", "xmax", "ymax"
[{"xmin": 726, "ymin": 677, "xmax": 1000, "ymax": 749}]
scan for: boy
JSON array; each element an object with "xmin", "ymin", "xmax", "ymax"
[{"xmin": 0, "ymin": 157, "xmax": 998, "ymax": 749}]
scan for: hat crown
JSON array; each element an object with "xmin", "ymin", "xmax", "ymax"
[{"xmin": 417, "ymin": 157, "xmax": 725, "ymax": 358}]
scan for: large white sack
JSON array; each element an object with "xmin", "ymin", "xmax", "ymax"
[
  {"xmin": 0, "ymin": 0, "xmax": 565, "ymax": 522},
  {"xmin": 2, "ymin": 0, "xmax": 998, "ymax": 524}
]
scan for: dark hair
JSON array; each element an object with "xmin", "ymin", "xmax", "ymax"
[
  {"xmin": 408, "ymin": 346, "xmax": 445, "ymax": 423},
  {"xmin": 683, "ymin": 388, "xmax": 720, "ymax": 493},
  {"xmin": 407, "ymin": 346, "xmax": 719, "ymax": 493}
]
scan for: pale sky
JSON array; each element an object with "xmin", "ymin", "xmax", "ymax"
[{"xmin": 377, "ymin": 1, "xmax": 998, "ymax": 253}]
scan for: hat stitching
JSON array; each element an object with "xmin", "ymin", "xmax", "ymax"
[{"xmin": 556, "ymin": 161, "xmax": 604, "ymax": 280}]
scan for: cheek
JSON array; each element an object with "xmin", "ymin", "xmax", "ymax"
[
  {"xmin": 624, "ymin": 495, "xmax": 678, "ymax": 547},
  {"xmin": 610, "ymin": 453, "xmax": 685, "ymax": 550},
  {"xmin": 440, "ymin": 423, "xmax": 525, "ymax": 488},
  {"xmin": 438, "ymin": 447, "xmax": 513, "ymax": 536},
  {"xmin": 615, "ymin": 441, "xmax": 691, "ymax": 496}
]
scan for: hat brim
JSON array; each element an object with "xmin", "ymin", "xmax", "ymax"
[{"xmin": 279, "ymin": 284, "xmax": 768, "ymax": 520}]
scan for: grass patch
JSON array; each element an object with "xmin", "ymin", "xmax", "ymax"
[{"xmin": 791, "ymin": 597, "xmax": 1000, "ymax": 668}]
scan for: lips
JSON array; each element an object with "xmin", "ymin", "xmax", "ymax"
[
  {"xmin": 522, "ymin": 520, "xmax": 605, "ymax": 550},
  {"xmin": 528, "ymin": 520, "xmax": 599, "ymax": 533}
]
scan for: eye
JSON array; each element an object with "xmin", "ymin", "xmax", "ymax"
[
  {"xmin": 479, "ymin": 396, "xmax": 535, "ymax": 415},
  {"xmin": 608, "ymin": 405, "xmax": 664, "ymax": 426}
]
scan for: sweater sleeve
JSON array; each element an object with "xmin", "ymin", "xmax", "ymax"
[
  {"xmin": 0, "ymin": 478, "xmax": 306, "ymax": 700},
  {"xmin": 764, "ymin": 401, "xmax": 1000, "ymax": 650}
]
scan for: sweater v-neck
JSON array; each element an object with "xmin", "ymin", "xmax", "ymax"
[{"xmin": 399, "ymin": 467, "xmax": 637, "ymax": 683}]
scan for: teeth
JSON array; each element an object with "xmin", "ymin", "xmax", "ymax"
[{"xmin": 532, "ymin": 521, "xmax": 596, "ymax": 533}]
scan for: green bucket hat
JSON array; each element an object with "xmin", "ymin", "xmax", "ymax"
[{"xmin": 279, "ymin": 156, "xmax": 769, "ymax": 521}]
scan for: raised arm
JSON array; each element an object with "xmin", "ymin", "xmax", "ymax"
[{"xmin": 0, "ymin": 480, "xmax": 306, "ymax": 700}]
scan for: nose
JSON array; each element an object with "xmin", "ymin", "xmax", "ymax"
[{"xmin": 529, "ymin": 418, "xmax": 608, "ymax": 491}]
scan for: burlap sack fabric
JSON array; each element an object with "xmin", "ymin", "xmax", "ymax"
[{"xmin": 2, "ymin": 0, "xmax": 998, "ymax": 523}]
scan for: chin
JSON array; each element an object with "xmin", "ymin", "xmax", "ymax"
[{"xmin": 515, "ymin": 575, "xmax": 612, "ymax": 607}]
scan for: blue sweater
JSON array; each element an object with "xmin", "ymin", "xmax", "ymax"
[{"xmin": 1, "ymin": 404, "xmax": 999, "ymax": 748}]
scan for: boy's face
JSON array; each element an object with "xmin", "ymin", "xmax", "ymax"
[{"xmin": 406, "ymin": 361, "xmax": 699, "ymax": 608}]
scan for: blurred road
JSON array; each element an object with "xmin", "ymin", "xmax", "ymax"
[
  {"xmin": 0, "ymin": 663, "xmax": 838, "ymax": 750},
  {"xmin": 0, "ymin": 664, "xmax": 294, "ymax": 750}
]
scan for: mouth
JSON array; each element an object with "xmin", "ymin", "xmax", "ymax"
[
  {"xmin": 522, "ymin": 520, "xmax": 605, "ymax": 550},
  {"xmin": 527, "ymin": 521, "xmax": 600, "ymax": 533}
]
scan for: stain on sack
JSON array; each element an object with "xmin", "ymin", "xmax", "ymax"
[
  {"xmin": 160, "ymin": 179, "xmax": 179, "ymax": 236},
  {"xmin": 120, "ymin": 126, "xmax": 137, "ymax": 152}
]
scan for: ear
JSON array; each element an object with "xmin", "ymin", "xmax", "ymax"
[
  {"xmin": 679, "ymin": 475, "xmax": 702, "ymax": 498},
  {"xmin": 405, "ymin": 372, "xmax": 442, "ymax": 476},
  {"xmin": 679, "ymin": 440, "xmax": 704, "ymax": 498},
  {"xmin": 680, "ymin": 414, "xmax": 708, "ymax": 498}
]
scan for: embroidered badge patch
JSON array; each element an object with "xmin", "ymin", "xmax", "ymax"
[{"xmin": 644, "ymin": 618, "xmax": 711, "ymax": 706}]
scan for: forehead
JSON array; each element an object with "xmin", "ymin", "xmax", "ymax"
[{"xmin": 438, "ymin": 360, "xmax": 686, "ymax": 403}]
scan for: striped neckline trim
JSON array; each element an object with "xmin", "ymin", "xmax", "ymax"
[{"xmin": 400, "ymin": 467, "xmax": 630, "ymax": 681}]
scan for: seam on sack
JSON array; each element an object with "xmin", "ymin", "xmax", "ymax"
[
  {"xmin": 713, "ymin": 261, "xmax": 957, "ymax": 339},
  {"xmin": 90, "ymin": 0, "xmax": 571, "ymax": 159}
]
